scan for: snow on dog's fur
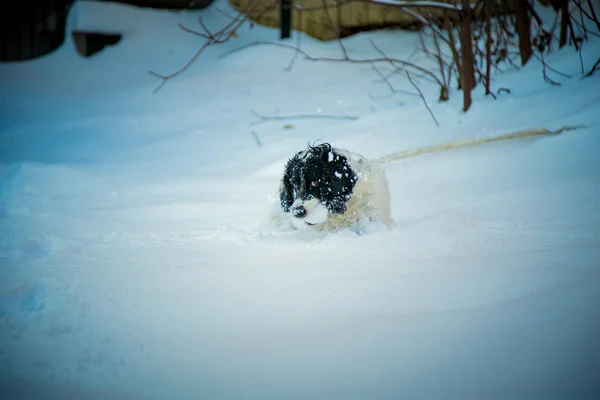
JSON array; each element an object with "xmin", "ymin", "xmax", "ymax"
[{"xmin": 278, "ymin": 143, "xmax": 392, "ymax": 231}]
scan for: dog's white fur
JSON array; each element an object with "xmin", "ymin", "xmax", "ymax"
[
  {"xmin": 319, "ymin": 148, "xmax": 392, "ymax": 230},
  {"xmin": 278, "ymin": 147, "xmax": 393, "ymax": 231}
]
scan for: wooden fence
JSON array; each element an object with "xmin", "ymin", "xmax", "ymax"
[{"xmin": 229, "ymin": 0, "xmax": 483, "ymax": 41}]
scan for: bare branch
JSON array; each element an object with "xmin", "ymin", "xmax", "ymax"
[
  {"xmin": 428, "ymin": 26, "xmax": 451, "ymax": 100},
  {"xmin": 219, "ymin": 41, "xmax": 311, "ymax": 60},
  {"xmin": 178, "ymin": 22, "xmax": 210, "ymax": 39},
  {"xmin": 443, "ymin": 10, "xmax": 462, "ymax": 88},
  {"xmin": 286, "ymin": 32, "xmax": 303, "ymax": 72},
  {"xmin": 570, "ymin": 6, "xmax": 600, "ymax": 37},
  {"xmin": 405, "ymin": 70, "xmax": 439, "ymax": 127},
  {"xmin": 149, "ymin": 0, "xmax": 592, "ymax": 112},
  {"xmin": 251, "ymin": 131, "xmax": 263, "ymax": 147},
  {"xmin": 584, "ymin": 56, "xmax": 600, "ymax": 77},
  {"xmin": 369, "ymin": 62, "xmax": 419, "ymax": 98},
  {"xmin": 585, "ymin": 0, "xmax": 600, "ymax": 31},
  {"xmin": 198, "ymin": 16, "xmax": 216, "ymax": 39},
  {"xmin": 148, "ymin": 0, "xmax": 276, "ymax": 92},
  {"xmin": 532, "ymin": 52, "xmax": 572, "ymax": 78},
  {"xmin": 368, "ymin": 39, "xmax": 445, "ymax": 87},
  {"xmin": 320, "ymin": 0, "xmax": 348, "ymax": 56},
  {"xmin": 537, "ymin": 51, "xmax": 561, "ymax": 86},
  {"xmin": 214, "ymin": 6, "xmax": 237, "ymax": 21},
  {"xmin": 148, "ymin": 42, "xmax": 210, "ymax": 93},
  {"xmin": 223, "ymin": 37, "xmax": 445, "ymax": 88},
  {"xmin": 371, "ymin": 62, "xmax": 398, "ymax": 94},
  {"xmin": 525, "ymin": 0, "xmax": 543, "ymax": 26}
]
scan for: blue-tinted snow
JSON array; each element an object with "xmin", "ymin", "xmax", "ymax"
[{"xmin": 1, "ymin": 0, "xmax": 599, "ymax": 399}]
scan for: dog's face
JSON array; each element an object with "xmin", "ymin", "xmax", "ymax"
[{"xmin": 280, "ymin": 143, "xmax": 358, "ymax": 225}]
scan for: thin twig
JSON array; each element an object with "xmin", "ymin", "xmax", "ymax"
[
  {"xmin": 525, "ymin": 0, "xmax": 543, "ymax": 26},
  {"xmin": 369, "ymin": 63, "xmax": 419, "ymax": 98},
  {"xmin": 586, "ymin": 0, "xmax": 600, "ymax": 31},
  {"xmin": 251, "ymin": 131, "xmax": 262, "ymax": 147},
  {"xmin": 532, "ymin": 52, "xmax": 572, "ymax": 78},
  {"xmin": 214, "ymin": 6, "xmax": 237, "ymax": 21},
  {"xmin": 198, "ymin": 16, "xmax": 216, "ymax": 39},
  {"xmin": 443, "ymin": 10, "xmax": 462, "ymax": 88},
  {"xmin": 369, "ymin": 39, "xmax": 444, "ymax": 87},
  {"xmin": 220, "ymin": 41, "xmax": 312, "ymax": 59},
  {"xmin": 404, "ymin": 71, "xmax": 440, "ymax": 127},
  {"xmin": 178, "ymin": 22, "xmax": 210, "ymax": 39},
  {"xmin": 570, "ymin": 10, "xmax": 600, "ymax": 37},
  {"xmin": 371, "ymin": 62, "xmax": 397, "ymax": 94},
  {"xmin": 538, "ymin": 51, "xmax": 561, "ymax": 86},
  {"xmin": 567, "ymin": 16, "xmax": 580, "ymax": 50},
  {"xmin": 584, "ymin": 56, "xmax": 600, "ymax": 77},
  {"xmin": 428, "ymin": 25, "xmax": 451, "ymax": 100},
  {"xmin": 148, "ymin": 42, "xmax": 210, "ymax": 93},
  {"xmin": 148, "ymin": 0, "xmax": 275, "ymax": 92},
  {"xmin": 572, "ymin": 0, "xmax": 600, "ymax": 36},
  {"xmin": 320, "ymin": 0, "xmax": 348, "ymax": 56},
  {"xmin": 578, "ymin": 42, "xmax": 585, "ymax": 75},
  {"xmin": 286, "ymin": 32, "xmax": 303, "ymax": 71},
  {"xmin": 577, "ymin": 0, "xmax": 589, "ymax": 41},
  {"xmin": 222, "ymin": 37, "xmax": 444, "ymax": 88}
]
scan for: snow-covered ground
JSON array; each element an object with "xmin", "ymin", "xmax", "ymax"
[{"xmin": 1, "ymin": 1, "xmax": 599, "ymax": 398}]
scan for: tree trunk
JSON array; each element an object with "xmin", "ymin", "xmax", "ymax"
[
  {"xmin": 559, "ymin": 0, "xmax": 570, "ymax": 48},
  {"xmin": 459, "ymin": 0, "xmax": 476, "ymax": 111},
  {"xmin": 515, "ymin": 0, "xmax": 533, "ymax": 65},
  {"xmin": 485, "ymin": 0, "xmax": 493, "ymax": 95}
]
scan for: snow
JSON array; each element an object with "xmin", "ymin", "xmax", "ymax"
[{"xmin": 1, "ymin": 0, "xmax": 600, "ymax": 399}]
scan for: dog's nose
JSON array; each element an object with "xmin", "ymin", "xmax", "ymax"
[{"xmin": 292, "ymin": 205, "xmax": 306, "ymax": 218}]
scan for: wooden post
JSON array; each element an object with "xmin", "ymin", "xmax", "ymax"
[
  {"xmin": 281, "ymin": 0, "xmax": 292, "ymax": 39},
  {"xmin": 559, "ymin": 0, "xmax": 569, "ymax": 48},
  {"xmin": 515, "ymin": 0, "xmax": 532, "ymax": 65},
  {"xmin": 459, "ymin": 0, "xmax": 476, "ymax": 111},
  {"xmin": 485, "ymin": 0, "xmax": 492, "ymax": 95}
]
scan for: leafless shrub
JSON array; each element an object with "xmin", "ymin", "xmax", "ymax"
[{"xmin": 150, "ymin": 0, "xmax": 599, "ymax": 115}]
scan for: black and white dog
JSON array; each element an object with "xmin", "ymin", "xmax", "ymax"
[{"xmin": 279, "ymin": 143, "xmax": 392, "ymax": 231}]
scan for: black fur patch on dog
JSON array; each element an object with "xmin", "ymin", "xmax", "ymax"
[{"xmin": 280, "ymin": 143, "xmax": 358, "ymax": 215}]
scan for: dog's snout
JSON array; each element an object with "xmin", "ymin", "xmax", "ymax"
[{"xmin": 292, "ymin": 205, "xmax": 306, "ymax": 218}]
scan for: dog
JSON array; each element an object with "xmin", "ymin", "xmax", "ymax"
[{"xmin": 279, "ymin": 143, "xmax": 392, "ymax": 231}]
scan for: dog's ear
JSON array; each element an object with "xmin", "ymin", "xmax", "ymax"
[
  {"xmin": 308, "ymin": 143, "xmax": 333, "ymax": 162},
  {"xmin": 279, "ymin": 159, "xmax": 295, "ymax": 212},
  {"xmin": 322, "ymin": 150, "xmax": 358, "ymax": 215}
]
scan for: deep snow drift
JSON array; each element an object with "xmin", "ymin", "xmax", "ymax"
[{"xmin": 1, "ymin": 1, "xmax": 599, "ymax": 399}]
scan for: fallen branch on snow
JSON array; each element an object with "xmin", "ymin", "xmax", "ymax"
[
  {"xmin": 251, "ymin": 131, "xmax": 263, "ymax": 146},
  {"xmin": 250, "ymin": 110, "xmax": 358, "ymax": 126}
]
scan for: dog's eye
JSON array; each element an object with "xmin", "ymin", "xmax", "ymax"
[{"xmin": 311, "ymin": 180, "xmax": 319, "ymax": 187}]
